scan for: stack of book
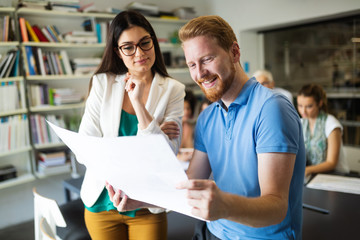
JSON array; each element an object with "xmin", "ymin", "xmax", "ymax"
[
  {"xmin": 71, "ymin": 57, "xmax": 101, "ymax": 75},
  {"xmin": 63, "ymin": 30, "xmax": 97, "ymax": 44},
  {"xmin": 52, "ymin": 88, "xmax": 83, "ymax": 105},
  {"xmin": 38, "ymin": 150, "xmax": 71, "ymax": 175}
]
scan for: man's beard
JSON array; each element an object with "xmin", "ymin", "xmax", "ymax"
[{"xmin": 198, "ymin": 65, "xmax": 235, "ymax": 102}]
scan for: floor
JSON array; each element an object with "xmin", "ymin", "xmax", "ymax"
[
  {"xmin": 0, "ymin": 170, "xmax": 199, "ymax": 240},
  {"xmin": 0, "ymin": 172, "xmax": 75, "ymax": 230}
]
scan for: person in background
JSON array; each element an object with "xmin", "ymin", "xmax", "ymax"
[
  {"xmin": 161, "ymin": 89, "xmax": 197, "ymax": 166},
  {"xmin": 253, "ymin": 69, "xmax": 294, "ymax": 104},
  {"xmin": 199, "ymin": 98, "xmax": 212, "ymax": 113},
  {"xmin": 77, "ymin": 10, "xmax": 185, "ymax": 240},
  {"xmin": 297, "ymin": 83, "xmax": 349, "ymax": 177},
  {"xmin": 181, "ymin": 89, "xmax": 197, "ymax": 149},
  {"xmin": 160, "ymin": 15, "xmax": 305, "ymax": 239}
]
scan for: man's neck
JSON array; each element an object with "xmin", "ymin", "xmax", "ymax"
[{"xmin": 221, "ymin": 66, "xmax": 249, "ymax": 108}]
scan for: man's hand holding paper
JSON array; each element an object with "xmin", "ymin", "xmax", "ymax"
[{"xmin": 47, "ymin": 121, "xmax": 204, "ymax": 220}]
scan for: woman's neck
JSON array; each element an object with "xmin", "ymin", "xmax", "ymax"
[{"xmin": 129, "ymin": 70, "xmax": 154, "ymax": 84}]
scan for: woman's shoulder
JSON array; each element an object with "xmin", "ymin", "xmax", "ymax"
[
  {"xmin": 326, "ymin": 114, "xmax": 341, "ymax": 125},
  {"xmin": 325, "ymin": 113, "xmax": 342, "ymax": 136}
]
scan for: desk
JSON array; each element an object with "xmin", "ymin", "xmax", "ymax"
[
  {"xmin": 63, "ymin": 176, "xmax": 83, "ymax": 202},
  {"xmin": 63, "ymin": 177, "xmax": 360, "ymax": 239},
  {"xmin": 302, "ymin": 187, "xmax": 360, "ymax": 239}
]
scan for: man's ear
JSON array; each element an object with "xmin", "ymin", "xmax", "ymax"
[{"xmin": 231, "ymin": 42, "xmax": 240, "ymax": 62}]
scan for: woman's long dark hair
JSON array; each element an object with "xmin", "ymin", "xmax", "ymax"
[{"xmin": 88, "ymin": 11, "xmax": 169, "ymax": 92}]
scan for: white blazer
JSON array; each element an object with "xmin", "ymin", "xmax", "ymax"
[{"xmin": 77, "ymin": 72, "xmax": 185, "ymax": 208}]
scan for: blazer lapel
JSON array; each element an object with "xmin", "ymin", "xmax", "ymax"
[
  {"xmin": 106, "ymin": 74, "xmax": 126, "ymax": 137},
  {"xmin": 146, "ymin": 73, "xmax": 165, "ymax": 114}
]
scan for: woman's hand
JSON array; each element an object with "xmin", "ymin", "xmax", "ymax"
[
  {"xmin": 105, "ymin": 182, "xmax": 144, "ymax": 212},
  {"xmin": 124, "ymin": 72, "xmax": 145, "ymax": 104},
  {"xmin": 160, "ymin": 121, "xmax": 180, "ymax": 139}
]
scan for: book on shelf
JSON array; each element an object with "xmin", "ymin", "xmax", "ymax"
[
  {"xmin": 23, "ymin": 47, "xmax": 73, "ymax": 76},
  {"xmin": 1, "ymin": 15, "xmax": 15, "ymax": 42},
  {"xmin": 71, "ymin": 57, "xmax": 101, "ymax": 75},
  {"xmin": 0, "ymin": 82, "xmax": 21, "ymax": 112},
  {"xmin": 0, "ymin": 114, "xmax": 30, "ymax": 153},
  {"xmin": 0, "ymin": 49, "xmax": 18, "ymax": 78},
  {"xmin": 52, "ymin": 88, "xmax": 83, "ymax": 105},
  {"xmin": 63, "ymin": 34, "xmax": 97, "ymax": 44},
  {"xmin": 30, "ymin": 114, "xmax": 65, "ymax": 145},
  {"xmin": 10, "ymin": 50, "xmax": 20, "ymax": 77},
  {"xmin": 24, "ymin": 46, "xmax": 37, "ymax": 75},
  {"xmin": 32, "ymin": 25, "xmax": 49, "ymax": 42},
  {"xmin": 38, "ymin": 151, "xmax": 66, "ymax": 167},
  {"xmin": 18, "ymin": 17, "xmax": 29, "ymax": 42},
  {"xmin": 38, "ymin": 162, "xmax": 71, "ymax": 175},
  {"xmin": 25, "ymin": 19, "xmax": 39, "ymax": 42}
]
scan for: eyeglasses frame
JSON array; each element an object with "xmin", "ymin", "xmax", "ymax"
[{"xmin": 117, "ymin": 36, "xmax": 154, "ymax": 56}]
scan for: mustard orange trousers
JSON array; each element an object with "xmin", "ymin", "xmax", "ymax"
[{"xmin": 84, "ymin": 208, "xmax": 167, "ymax": 240}]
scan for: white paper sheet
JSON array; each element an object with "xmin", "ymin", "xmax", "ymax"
[
  {"xmin": 307, "ymin": 174, "xmax": 360, "ymax": 195},
  {"xmin": 47, "ymin": 121, "xmax": 204, "ymax": 220}
]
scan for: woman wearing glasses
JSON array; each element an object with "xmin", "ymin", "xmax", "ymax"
[{"xmin": 77, "ymin": 10, "xmax": 185, "ymax": 239}]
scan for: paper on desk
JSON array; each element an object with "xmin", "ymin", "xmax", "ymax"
[
  {"xmin": 307, "ymin": 174, "xmax": 360, "ymax": 195},
  {"xmin": 47, "ymin": 121, "xmax": 203, "ymax": 220}
]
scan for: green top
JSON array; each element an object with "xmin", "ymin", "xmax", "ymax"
[{"xmin": 85, "ymin": 109, "xmax": 139, "ymax": 217}]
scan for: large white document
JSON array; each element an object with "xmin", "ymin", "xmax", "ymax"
[
  {"xmin": 47, "ymin": 121, "xmax": 203, "ymax": 220},
  {"xmin": 307, "ymin": 174, "xmax": 360, "ymax": 195}
]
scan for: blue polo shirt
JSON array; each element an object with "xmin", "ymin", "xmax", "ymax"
[{"xmin": 194, "ymin": 78, "xmax": 305, "ymax": 240}]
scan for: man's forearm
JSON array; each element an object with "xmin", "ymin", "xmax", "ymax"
[{"xmin": 223, "ymin": 192, "xmax": 288, "ymax": 228}]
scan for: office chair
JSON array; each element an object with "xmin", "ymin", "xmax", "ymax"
[{"xmin": 33, "ymin": 188, "xmax": 90, "ymax": 240}]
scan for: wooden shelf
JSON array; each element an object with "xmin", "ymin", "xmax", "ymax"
[
  {"xmin": 0, "ymin": 41, "xmax": 19, "ymax": 47},
  {"xmin": 26, "ymin": 74, "xmax": 92, "ymax": 81},
  {"xmin": 0, "ymin": 147, "xmax": 32, "ymax": 158},
  {"xmin": 22, "ymin": 42, "xmax": 106, "ymax": 48},
  {"xmin": 34, "ymin": 142, "xmax": 66, "ymax": 150},
  {"xmin": 30, "ymin": 103, "xmax": 85, "ymax": 112},
  {"xmin": 0, "ymin": 76, "xmax": 24, "ymax": 83},
  {"xmin": 0, "ymin": 173, "xmax": 35, "ymax": 190},
  {"xmin": 0, "ymin": 109, "xmax": 28, "ymax": 117},
  {"xmin": 17, "ymin": 8, "xmax": 115, "ymax": 19},
  {"xmin": 16, "ymin": 8, "xmax": 189, "ymax": 24}
]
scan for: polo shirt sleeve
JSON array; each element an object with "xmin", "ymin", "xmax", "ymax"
[
  {"xmin": 194, "ymin": 112, "xmax": 207, "ymax": 153},
  {"xmin": 255, "ymin": 96, "xmax": 301, "ymax": 154}
]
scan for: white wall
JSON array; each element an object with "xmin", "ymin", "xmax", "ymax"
[
  {"xmin": 81, "ymin": 0, "xmax": 210, "ymax": 16},
  {"xmin": 207, "ymin": 0, "xmax": 360, "ymax": 75}
]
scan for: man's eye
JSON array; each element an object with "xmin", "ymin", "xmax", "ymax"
[
  {"xmin": 188, "ymin": 63, "xmax": 195, "ymax": 69},
  {"xmin": 203, "ymin": 57, "xmax": 213, "ymax": 63}
]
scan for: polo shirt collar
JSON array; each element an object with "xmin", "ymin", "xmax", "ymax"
[{"xmin": 216, "ymin": 77, "xmax": 257, "ymax": 109}]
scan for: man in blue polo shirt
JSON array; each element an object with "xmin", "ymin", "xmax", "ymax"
[{"xmin": 175, "ymin": 15, "xmax": 306, "ymax": 240}]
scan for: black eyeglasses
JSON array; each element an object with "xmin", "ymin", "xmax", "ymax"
[{"xmin": 118, "ymin": 36, "xmax": 154, "ymax": 56}]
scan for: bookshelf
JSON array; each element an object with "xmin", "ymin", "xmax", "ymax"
[
  {"xmin": 0, "ymin": 7, "xmax": 34, "ymax": 189},
  {"xmin": 1, "ymin": 7, "xmax": 191, "ymax": 185}
]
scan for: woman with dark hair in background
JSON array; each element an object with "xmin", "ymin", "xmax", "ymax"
[
  {"xmin": 77, "ymin": 10, "xmax": 185, "ymax": 239},
  {"xmin": 297, "ymin": 83, "xmax": 349, "ymax": 177}
]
